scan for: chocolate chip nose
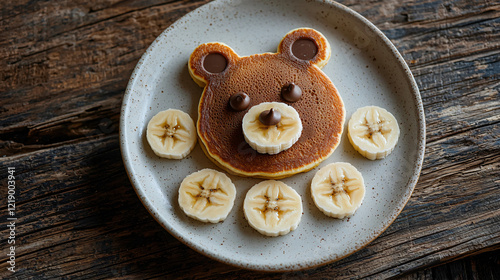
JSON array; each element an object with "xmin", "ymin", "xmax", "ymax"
[{"xmin": 259, "ymin": 108, "xmax": 281, "ymax": 126}]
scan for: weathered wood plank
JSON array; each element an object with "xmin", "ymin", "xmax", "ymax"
[
  {"xmin": 397, "ymin": 249, "xmax": 500, "ymax": 280},
  {"xmin": 0, "ymin": 136, "xmax": 217, "ymax": 278},
  {"xmin": 0, "ymin": 0, "xmax": 211, "ymax": 157}
]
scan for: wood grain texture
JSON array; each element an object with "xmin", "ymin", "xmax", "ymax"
[
  {"xmin": 0, "ymin": 0, "xmax": 499, "ymax": 279},
  {"xmin": 398, "ymin": 250, "xmax": 500, "ymax": 280}
]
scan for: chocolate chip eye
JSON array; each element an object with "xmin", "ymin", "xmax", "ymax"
[
  {"xmin": 259, "ymin": 108, "xmax": 281, "ymax": 126},
  {"xmin": 281, "ymin": 83, "xmax": 302, "ymax": 102},
  {"xmin": 203, "ymin": 52, "xmax": 227, "ymax": 73},
  {"xmin": 229, "ymin": 92, "xmax": 250, "ymax": 111},
  {"xmin": 291, "ymin": 39, "xmax": 318, "ymax": 60}
]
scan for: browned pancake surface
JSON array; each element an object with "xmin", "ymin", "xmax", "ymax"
[{"xmin": 190, "ymin": 29, "xmax": 344, "ymax": 178}]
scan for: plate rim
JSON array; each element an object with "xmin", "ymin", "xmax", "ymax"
[{"xmin": 119, "ymin": 0, "xmax": 426, "ymax": 272}]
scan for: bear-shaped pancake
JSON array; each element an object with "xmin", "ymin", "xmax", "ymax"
[{"xmin": 188, "ymin": 28, "xmax": 345, "ymax": 179}]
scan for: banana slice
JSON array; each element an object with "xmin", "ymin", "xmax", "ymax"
[
  {"xmin": 146, "ymin": 109, "xmax": 197, "ymax": 159},
  {"xmin": 242, "ymin": 102, "xmax": 302, "ymax": 155},
  {"xmin": 178, "ymin": 169, "xmax": 236, "ymax": 223},
  {"xmin": 347, "ymin": 106, "xmax": 400, "ymax": 160},
  {"xmin": 311, "ymin": 162, "xmax": 365, "ymax": 219},
  {"xmin": 243, "ymin": 180, "xmax": 303, "ymax": 236}
]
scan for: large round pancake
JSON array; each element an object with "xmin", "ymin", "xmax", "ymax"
[{"xmin": 189, "ymin": 29, "xmax": 345, "ymax": 179}]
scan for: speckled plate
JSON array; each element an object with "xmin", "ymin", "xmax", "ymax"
[{"xmin": 120, "ymin": 0, "xmax": 425, "ymax": 272}]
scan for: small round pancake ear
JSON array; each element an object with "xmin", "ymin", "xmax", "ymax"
[
  {"xmin": 188, "ymin": 43, "xmax": 239, "ymax": 87},
  {"xmin": 278, "ymin": 28, "xmax": 331, "ymax": 68}
]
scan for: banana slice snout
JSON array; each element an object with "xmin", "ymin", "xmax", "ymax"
[
  {"xmin": 242, "ymin": 102, "xmax": 302, "ymax": 155},
  {"xmin": 347, "ymin": 106, "xmax": 400, "ymax": 160},
  {"xmin": 146, "ymin": 109, "xmax": 197, "ymax": 159},
  {"xmin": 244, "ymin": 180, "xmax": 303, "ymax": 236},
  {"xmin": 311, "ymin": 162, "xmax": 365, "ymax": 219},
  {"xmin": 178, "ymin": 169, "xmax": 236, "ymax": 223}
]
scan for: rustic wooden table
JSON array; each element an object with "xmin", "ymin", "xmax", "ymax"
[{"xmin": 1, "ymin": 0, "xmax": 499, "ymax": 279}]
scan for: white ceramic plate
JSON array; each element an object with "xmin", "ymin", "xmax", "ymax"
[{"xmin": 120, "ymin": 0, "xmax": 425, "ymax": 271}]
